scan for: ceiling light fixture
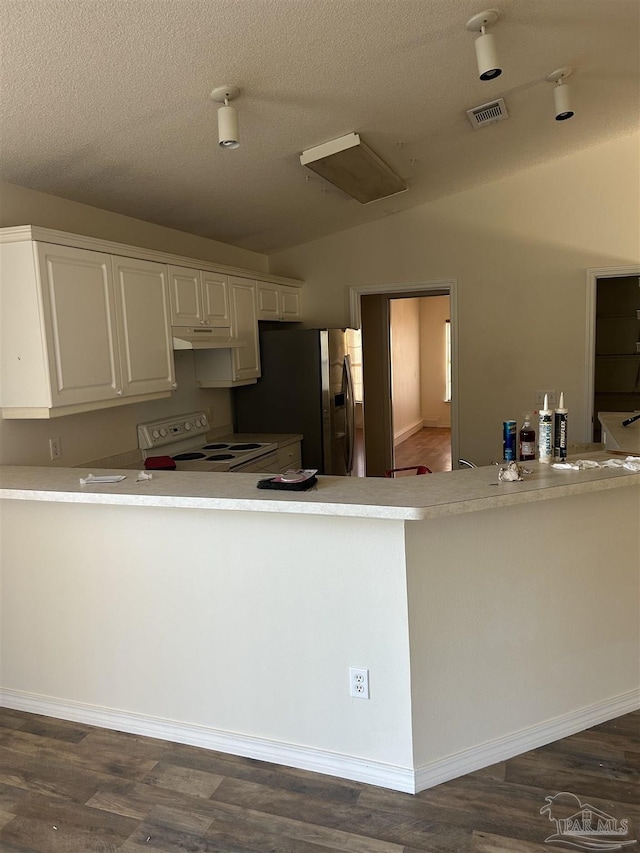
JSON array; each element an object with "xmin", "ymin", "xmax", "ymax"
[
  {"xmin": 546, "ymin": 67, "xmax": 574, "ymax": 121},
  {"xmin": 300, "ymin": 133, "xmax": 407, "ymax": 204},
  {"xmin": 466, "ymin": 9, "xmax": 502, "ymax": 81},
  {"xmin": 211, "ymin": 85, "xmax": 240, "ymax": 149}
]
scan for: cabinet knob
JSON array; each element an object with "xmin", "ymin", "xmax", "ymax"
[
  {"xmin": 172, "ymin": 382, "xmax": 178, "ymax": 389},
  {"xmin": 116, "ymin": 389, "xmax": 123, "ymax": 397}
]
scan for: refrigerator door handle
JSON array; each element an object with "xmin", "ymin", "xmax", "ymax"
[{"xmin": 343, "ymin": 354, "xmax": 355, "ymax": 474}]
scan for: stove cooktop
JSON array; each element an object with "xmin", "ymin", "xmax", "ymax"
[{"xmin": 137, "ymin": 413, "xmax": 278, "ymax": 472}]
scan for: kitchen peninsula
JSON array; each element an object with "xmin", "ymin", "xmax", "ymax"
[{"xmin": 1, "ymin": 458, "xmax": 638, "ymax": 793}]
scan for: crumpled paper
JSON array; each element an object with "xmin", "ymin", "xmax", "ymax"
[
  {"xmin": 552, "ymin": 456, "xmax": 640, "ymax": 472},
  {"xmin": 497, "ymin": 461, "xmax": 533, "ymax": 482}
]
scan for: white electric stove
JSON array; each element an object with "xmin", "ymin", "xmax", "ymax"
[{"xmin": 137, "ymin": 412, "xmax": 278, "ymax": 473}]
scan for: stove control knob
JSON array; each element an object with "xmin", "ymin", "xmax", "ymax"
[
  {"xmin": 159, "ymin": 428, "xmax": 167, "ymax": 437},
  {"xmin": 152, "ymin": 430, "xmax": 160, "ymax": 440},
  {"xmin": 195, "ymin": 419, "xmax": 202, "ymax": 428},
  {"xmin": 184, "ymin": 422, "xmax": 192, "ymax": 431}
]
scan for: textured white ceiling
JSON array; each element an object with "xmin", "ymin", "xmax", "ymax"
[{"xmin": 1, "ymin": 0, "xmax": 638, "ymax": 254}]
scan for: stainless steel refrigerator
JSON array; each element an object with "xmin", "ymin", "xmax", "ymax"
[{"xmin": 234, "ymin": 328, "xmax": 355, "ymax": 475}]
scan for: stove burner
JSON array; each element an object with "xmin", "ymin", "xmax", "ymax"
[
  {"xmin": 228, "ymin": 443, "xmax": 262, "ymax": 451},
  {"xmin": 173, "ymin": 452, "xmax": 207, "ymax": 461},
  {"xmin": 203, "ymin": 443, "xmax": 231, "ymax": 450},
  {"xmin": 206, "ymin": 453, "xmax": 235, "ymax": 461}
]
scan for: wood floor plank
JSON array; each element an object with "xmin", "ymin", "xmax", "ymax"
[
  {"xmin": 1, "ymin": 791, "xmax": 139, "ymax": 852},
  {"xmin": 470, "ymin": 830, "xmax": 552, "ymax": 852},
  {"xmin": 210, "ymin": 775, "xmax": 472, "ymax": 851},
  {"xmin": 0, "ymin": 745, "xmax": 103, "ymax": 803},
  {"xmin": 0, "ymin": 726, "xmax": 159, "ymax": 782},
  {"xmin": 503, "ymin": 749, "xmax": 640, "ymax": 806},
  {"xmin": 143, "ymin": 762, "xmax": 225, "ymax": 798},
  {"xmin": 160, "ymin": 745, "xmax": 364, "ymax": 804}
]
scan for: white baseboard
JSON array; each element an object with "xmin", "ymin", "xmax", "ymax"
[
  {"xmin": 0, "ymin": 688, "xmax": 415, "ymax": 793},
  {"xmin": 414, "ymin": 689, "xmax": 640, "ymax": 793},
  {"xmin": 3, "ymin": 688, "xmax": 636, "ymax": 795},
  {"xmin": 394, "ymin": 420, "xmax": 423, "ymax": 445}
]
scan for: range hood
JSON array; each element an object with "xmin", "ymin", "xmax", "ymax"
[{"xmin": 172, "ymin": 327, "xmax": 247, "ymax": 350}]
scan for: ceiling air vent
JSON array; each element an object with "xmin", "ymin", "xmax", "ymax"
[{"xmin": 466, "ymin": 98, "xmax": 508, "ymax": 129}]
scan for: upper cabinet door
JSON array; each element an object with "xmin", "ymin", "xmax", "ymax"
[
  {"xmin": 168, "ymin": 265, "xmax": 203, "ymax": 326},
  {"xmin": 257, "ymin": 282, "xmax": 280, "ymax": 320},
  {"xmin": 230, "ymin": 277, "xmax": 260, "ymax": 381},
  {"xmin": 36, "ymin": 243, "xmax": 121, "ymax": 406},
  {"xmin": 201, "ymin": 271, "xmax": 230, "ymax": 327},
  {"xmin": 280, "ymin": 285, "xmax": 301, "ymax": 321},
  {"xmin": 112, "ymin": 257, "xmax": 175, "ymax": 397},
  {"xmin": 257, "ymin": 281, "xmax": 302, "ymax": 321}
]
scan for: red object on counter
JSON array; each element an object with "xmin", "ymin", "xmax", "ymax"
[{"xmin": 144, "ymin": 456, "xmax": 176, "ymax": 470}]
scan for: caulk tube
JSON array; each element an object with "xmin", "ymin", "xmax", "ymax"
[
  {"xmin": 554, "ymin": 392, "xmax": 568, "ymax": 461},
  {"xmin": 538, "ymin": 394, "xmax": 553, "ymax": 463}
]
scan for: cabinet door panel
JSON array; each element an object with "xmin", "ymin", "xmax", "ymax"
[
  {"xmin": 202, "ymin": 272, "xmax": 230, "ymax": 327},
  {"xmin": 169, "ymin": 266, "xmax": 202, "ymax": 326},
  {"xmin": 230, "ymin": 277, "xmax": 260, "ymax": 381},
  {"xmin": 113, "ymin": 258, "xmax": 175, "ymax": 396},
  {"xmin": 257, "ymin": 283, "xmax": 280, "ymax": 320},
  {"xmin": 37, "ymin": 244, "xmax": 120, "ymax": 405},
  {"xmin": 280, "ymin": 285, "xmax": 301, "ymax": 321}
]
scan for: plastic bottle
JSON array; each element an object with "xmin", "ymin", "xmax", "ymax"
[
  {"xmin": 554, "ymin": 392, "xmax": 568, "ymax": 461},
  {"xmin": 519, "ymin": 413, "xmax": 536, "ymax": 461},
  {"xmin": 538, "ymin": 394, "xmax": 553, "ymax": 463},
  {"xmin": 503, "ymin": 421, "xmax": 517, "ymax": 461}
]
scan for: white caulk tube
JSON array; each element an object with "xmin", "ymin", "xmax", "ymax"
[
  {"xmin": 554, "ymin": 392, "xmax": 568, "ymax": 461},
  {"xmin": 538, "ymin": 394, "xmax": 553, "ymax": 463}
]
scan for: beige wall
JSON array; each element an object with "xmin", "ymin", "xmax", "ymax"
[
  {"xmin": 0, "ymin": 182, "xmax": 271, "ymax": 465},
  {"xmin": 390, "ymin": 298, "xmax": 422, "ymax": 441},
  {"xmin": 420, "ymin": 296, "xmax": 451, "ymax": 428},
  {"xmin": 269, "ymin": 132, "xmax": 640, "ymax": 465},
  {"xmin": 0, "ymin": 181, "xmax": 268, "ymax": 272}
]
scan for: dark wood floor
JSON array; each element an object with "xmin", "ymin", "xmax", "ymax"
[
  {"xmin": 393, "ymin": 427, "xmax": 451, "ymax": 474},
  {"xmin": 0, "ymin": 706, "xmax": 637, "ymax": 852},
  {"xmin": 353, "ymin": 427, "xmax": 452, "ymax": 477}
]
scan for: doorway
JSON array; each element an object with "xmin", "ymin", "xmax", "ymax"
[
  {"xmin": 349, "ymin": 280, "xmax": 458, "ymax": 477},
  {"xmin": 585, "ymin": 265, "xmax": 640, "ymax": 441}
]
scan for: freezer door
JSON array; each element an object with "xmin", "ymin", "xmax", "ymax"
[{"xmin": 323, "ymin": 330, "xmax": 355, "ymax": 475}]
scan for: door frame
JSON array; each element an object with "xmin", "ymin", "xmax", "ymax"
[
  {"xmin": 349, "ymin": 279, "xmax": 459, "ymax": 471},
  {"xmin": 584, "ymin": 264, "xmax": 640, "ymax": 440}
]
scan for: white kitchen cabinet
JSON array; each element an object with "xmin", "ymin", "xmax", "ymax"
[
  {"xmin": 0, "ymin": 238, "xmax": 175, "ymax": 418},
  {"xmin": 194, "ymin": 277, "xmax": 261, "ymax": 387},
  {"xmin": 111, "ymin": 257, "xmax": 175, "ymax": 398},
  {"xmin": 257, "ymin": 281, "xmax": 302, "ymax": 322},
  {"xmin": 277, "ymin": 440, "xmax": 302, "ymax": 472},
  {"xmin": 169, "ymin": 265, "xmax": 230, "ymax": 328}
]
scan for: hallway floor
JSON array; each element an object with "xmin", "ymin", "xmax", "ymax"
[{"xmin": 353, "ymin": 427, "xmax": 452, "ymax": 476}]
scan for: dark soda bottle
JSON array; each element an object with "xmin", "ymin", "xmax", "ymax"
[{"xmin": 519, "ymin": 414, "xmax": 535, "ymax": 461}]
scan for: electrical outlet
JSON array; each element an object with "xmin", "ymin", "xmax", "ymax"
[
  {"xmin": 349, "ymin": 667, "xmax": 370, "ymax": 699},
  {"xmin": 535, "ymin": 390, "xmax": 557, "ymax": 409},
  {"xmin": 49, "ymin": 437, "xmax": 62, "ymax": 460}
]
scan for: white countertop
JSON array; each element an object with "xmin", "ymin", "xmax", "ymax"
[
  {"xmin": 598, "ymin": 412, "xmax": 640, "ymax": 454},
  {"xmin": 1, "ymin": 454, "xmax": 638, "ymax": 521}
]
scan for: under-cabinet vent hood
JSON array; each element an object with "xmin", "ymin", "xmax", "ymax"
[{"xmin": 172, "ymin": 327, "xmax": 247, "ymax": 350}]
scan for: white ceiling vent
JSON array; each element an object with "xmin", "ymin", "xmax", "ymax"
[{"xmin": 466, "ymin": 98, "xmax": 509, "ymax": 129}]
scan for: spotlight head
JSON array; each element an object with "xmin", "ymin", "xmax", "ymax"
[
  {"xmin": 546, "ymin": 68, "xmax": 574, "ymax": 121},
  {"xmin": 211, "ymin": 85, "xmax": 241, "ymax": 149},
  {"xmin": 466, "ymin": 9, "xmax": 502, "ymax": 81}
]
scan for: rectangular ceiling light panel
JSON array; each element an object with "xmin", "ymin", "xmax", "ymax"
[{"xmin": 300, "ymin": 133, "xmax": 408, "ymax": 204}]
